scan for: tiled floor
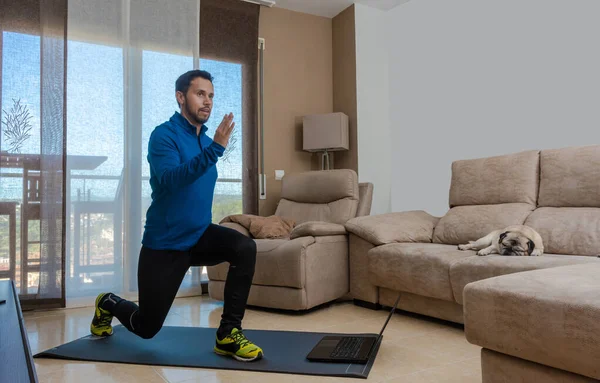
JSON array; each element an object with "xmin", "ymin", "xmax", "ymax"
[{"xmin": 24, "ymin": 296, "xmax": 482, "ymax": 382}]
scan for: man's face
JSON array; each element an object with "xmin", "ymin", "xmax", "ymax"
[{"xmin": 178, "ymin": 77, "xmax": 214, "ymax": 125}]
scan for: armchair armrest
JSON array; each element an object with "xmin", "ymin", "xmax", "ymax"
[
  {"xmin": 344, "ymin": 210, "xmax": 440, "ymax": 246},
  {"xmin": 290, "ymin": 221, "xmax": 347, "ymax": 239}
]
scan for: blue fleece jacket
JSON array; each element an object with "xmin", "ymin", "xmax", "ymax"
[{"xmin": 142, "ymin": 112, "xmax": 225, "ymax": 250}]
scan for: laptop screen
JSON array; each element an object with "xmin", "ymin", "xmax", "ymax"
[{"xmin": 377, "ymin": 293, "xmax": 401, "ymax": 340}]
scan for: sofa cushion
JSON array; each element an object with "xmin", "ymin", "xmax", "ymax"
[
  {"xmin": 449, "ymin": 150, "xmax": 539, "ymax": 207},
  {"xmin": 368, "ymin": 243, "xmax": 476, "ymax": 302},
  {"xmin": 464, "ymin": 264, "xmax": 600, "ymax": 380},
  {"xmin": 207, "ymin": 237, "xmax": 315, "ymax": 288},
  {"xmin": 524, "ymin": 207, "xmax": 600, "ymax": 256},
  {"xmin": 538, "ymin": 145, "xmax": 600, "ymax": 207},
  {"xmin": 345, "ymin": 211, "xmax": 440, "ymax": 246},
  {"xmin": 433, "ymin": 203, "xmax": 534, "ymax": 245},
  {"xmin": 450, "ymin": 253, "xmax": 600, "ymax": 304}
]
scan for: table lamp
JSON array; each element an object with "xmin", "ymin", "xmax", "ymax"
[{"xmin": 302, "ymin": 112, "xmax": 349, "ymax": 170}]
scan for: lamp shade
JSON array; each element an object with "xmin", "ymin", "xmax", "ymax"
[{"xmin": 302, "ymin": 112, "xmax": 349, "ymax": 152}]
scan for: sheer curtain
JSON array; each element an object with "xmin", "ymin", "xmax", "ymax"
[
  {"xmin": 64, "ymin": 0, "xmax": 260, "ymax": 308},
  {"xmin": 0, "ymin": 0, "xmax": 67, "ymax": 310},
  {"xmin": 1, "ymin": 0, "xmax": 260, "ymax": 309},
  {"xmin": 65, "ymin": 0, "xmax": 202, "ymax": 307}
]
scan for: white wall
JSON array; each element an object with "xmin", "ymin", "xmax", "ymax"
[
  {"xmin": 387, "ymin": 0, "xmax": 600, "ymax": 217},
  {"xmin": 354, "ymin": 3, "xmax": 392, "ymax": 215}
]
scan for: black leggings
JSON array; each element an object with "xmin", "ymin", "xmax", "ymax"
[{"xmin": 109, "ymin": 224, "xmax": 256, "ymax": 339}]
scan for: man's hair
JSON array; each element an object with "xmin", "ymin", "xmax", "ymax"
[{"xmin": 175, "ymin": 70, "xmax": 214, "ymax": 106}]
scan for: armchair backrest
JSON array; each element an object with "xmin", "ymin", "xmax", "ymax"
[{"xmin": 275, "ymin": 169, "xmax": 359, "ymax": 224}]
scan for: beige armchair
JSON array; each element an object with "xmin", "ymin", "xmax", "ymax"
[{"xmin": 207, "ymin": 169, "xmax": 373, "ymax": 311}]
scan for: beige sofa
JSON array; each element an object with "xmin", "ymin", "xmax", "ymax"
[
  {"xmin": 346, "ymin": 144, "xmax": 600, "ymax": 381},
  {"xmin": 207, "ymin": 169, "xmax": 373, "ymax": 311},
  {"xmin": 345, "ymin": 144, "xmax": 600, "ymax": 320}
]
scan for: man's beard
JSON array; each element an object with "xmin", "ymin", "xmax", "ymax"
[{"xmin": 185, "ymin": 102, "xmax": 209, "ymax": 125}]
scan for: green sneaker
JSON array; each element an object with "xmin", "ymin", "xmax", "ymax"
[
  {"xmin": 90, "ymin": 293, "xmax": 114, "ymax": 337},
  {"xmin": 214, "ymin": 328, "xmax": 263, "ymax": 362}
]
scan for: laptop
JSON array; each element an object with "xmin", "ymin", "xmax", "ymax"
[{"xmin": 306, "ymin": 293, "xmax": 401, "ymax": 364}]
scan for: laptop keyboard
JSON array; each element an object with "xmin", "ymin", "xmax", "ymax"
[{"xmin": 330, "ymin": 337, "xmax": 365, "ymax": 359}]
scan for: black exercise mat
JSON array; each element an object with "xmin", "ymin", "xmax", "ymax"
[{"xmin": 34, "ymin": 325, "xmax": 381, "ymax": 379}]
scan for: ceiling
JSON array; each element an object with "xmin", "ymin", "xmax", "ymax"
[{"xmin": 272, "ymin": 0, "xmax": 410, "ymax": 18}]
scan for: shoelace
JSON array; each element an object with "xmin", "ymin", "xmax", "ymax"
[
  {"xmin": 97, "ymin": 308, "xmax": 112, "ymax": 327},
  {"xmin": 230, "ymin": 331, "xmax": 251, "ymax": 348}
]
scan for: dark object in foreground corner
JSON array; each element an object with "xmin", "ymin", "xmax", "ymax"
[{"xmin": 0, "ymin": 280, "xmax": 38, "ymax": 383}]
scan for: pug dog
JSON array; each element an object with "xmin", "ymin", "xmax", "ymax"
[{"xmin": 457, "ymin": 225, "xmax": 544, "ymax": 256}]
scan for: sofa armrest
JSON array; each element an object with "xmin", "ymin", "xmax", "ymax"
[
  {"xmin": 344, "ymin": 210, "xmax": 440, "ymax": 246},
  {"xmin": 220, "ymin": 222, "xmax": 251, "ymax": 237},
  {"xmin": 290, "ymin": 221, "xmax": 347, "ymax": 239}
]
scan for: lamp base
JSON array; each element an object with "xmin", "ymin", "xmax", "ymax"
[{"xmin": 320, "ymin": 150, "xmax": 334, "ymax": 170}]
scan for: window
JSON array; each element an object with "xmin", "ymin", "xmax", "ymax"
[
  {"xmin": 62, "ymin": 0, "xmax": 247, "ymax": 302},
  {"xmin": 200, "ymin": 58, "xmax": 244, "ymax": 223},
  {"xmin": 0, "ymin": 0, "xmax": 257, "ymax": 305}
]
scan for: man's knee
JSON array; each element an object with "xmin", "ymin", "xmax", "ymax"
[
  {"xmin": 236, "ymin": 236, "xmax": 256, "ymax": 255},
  {"xmin": 245, "ymin": 237, "xmax": 257, "ymax": 255},
  {"xmin": 138, "ymin": 324, "xmax": 162, "ymax": 339},
  {"xmin": 233, "ymin": 237, "xmax": 256, "ymax": 267}
]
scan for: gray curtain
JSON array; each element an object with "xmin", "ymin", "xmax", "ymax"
[
  {"xmin": 0, "ymin": 0, "xmax": 67, "ymax": 309},
  {"xmin": 200, "ymin": 0, "xmax": 260, "ymax": 215}
]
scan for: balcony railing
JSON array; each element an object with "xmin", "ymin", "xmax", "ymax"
[{"xmin": 0, "ymin": 168, "xmax": 242, "ymax": 296}]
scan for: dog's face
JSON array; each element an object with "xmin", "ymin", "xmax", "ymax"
[{"xmin": 498, "ymin": 231, "xmax": 535, "ymax": 256}]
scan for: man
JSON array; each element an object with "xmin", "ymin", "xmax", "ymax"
[{"xmin": 89, "ymin": 70, "xmax": 263, "ymax": 362}]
